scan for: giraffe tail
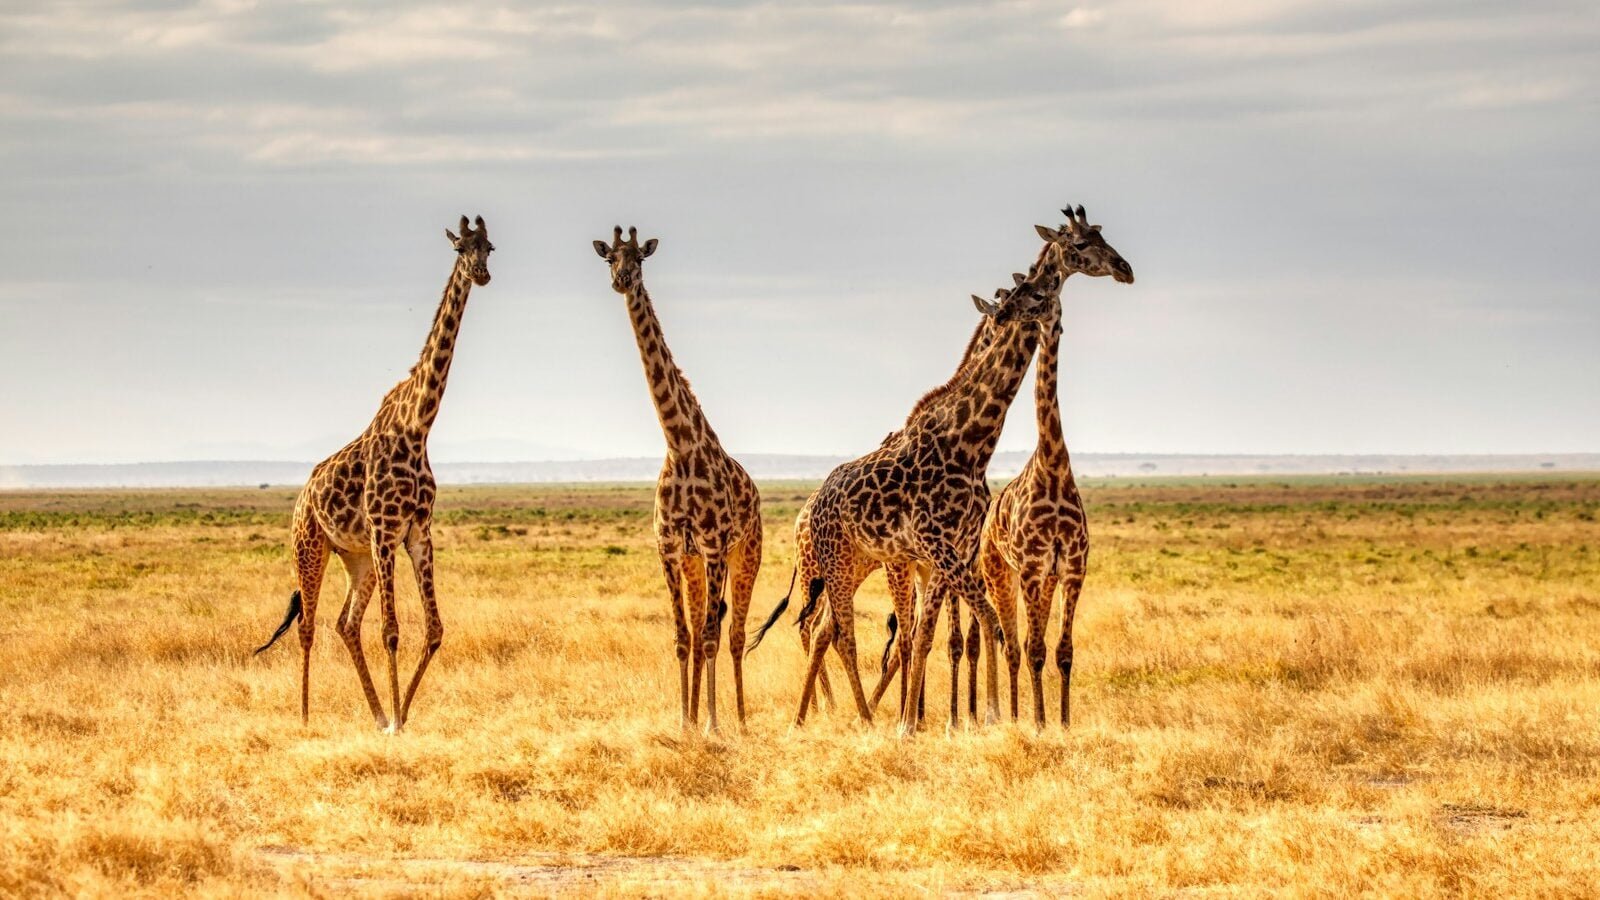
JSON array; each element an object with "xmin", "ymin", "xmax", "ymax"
[
  {"xmin": 745, "ymin": 566, "xmax": 798, "ymax": 655},
  {"xmin": 880, "ymin": 612, "xmax": 899, "ymax": 674},
  {"xmin": 253, "ymin": 590, "xmax": 302, "ymax": 655},
  {"xmin": 793, "ymin": 577, "xmax": 826, "ymax": 634}
]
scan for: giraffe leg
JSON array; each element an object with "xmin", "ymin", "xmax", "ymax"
[
  {"xmin": 912, "ymin": 565, "xmax": 931, "ymax": 730},
  {"xmin": 682, "ymin": 556, "xmax": 709, "ymax": 728},
  {"xmin": 800, "ymin": 602, "xmax": 836, "ymax": 713},
  {"xmin": 659, "ymin": 553, "xmax": 692, "ymax": 730},
  {"xmin": 372, "ymin": 538, "xmax": 403, "ymax": 733},
  {"xmin": 816, "ymin": 635, "xmax": 837, "ymax": 711},
  {"xmin": 1020, "ymin": 569, "xmax": 1055, "ymax": 731},
  {"xmin": 961, "ymin": 571, "xmax": 1005, "ymax": 727},
  {"xmin": 867, "ymin": 624, "xmax": 899, "ymax": 715},
  {"xmin": 966, "ymin": 612, "xmax": 984, "ymax": 722},
  {"xmin": 980, "ymin": 536, "xmax": 1020, "ymax": 722},
  {"xmin": 397, "ymin": 523, "xmax": 441, "ymax": 729},
  {"xmin": 1056, "ymin": 575, "xmax": 1084, "ymax": 728},
  {"xmin": 824, "ymin": 575, "xmax": 874, "ymax": 724},
  {"xmin": 701, "ymin": 555, "xmax": 729, "ymax": 736},
  {"xmin": 868, "ymin": 565, "xmax": 915, "ymax": 715},
  {"xmin": 898, "ymin": 573, "xmax": 946, "ymax": 737},
  {"xmin": 931, "ymin": 548, "xmax": 1004, "ymax": 728},
  {"xmin": 792, "ymin": 579, "xmax": 832, "ymax": 726},
  {"xmin": 726, "ymin": 529, "xmax": 760, "ymax": 730},
  {"xmin": 334, "ymin": 550, "xmax": 386, "ymax": 729},
  {"xmin": 946, "ymin": 591, "xmax": 965, "ymax": 731},
  {"xmin": 292, "ymin": 508, "xmax": 330, "ymax": 725}
]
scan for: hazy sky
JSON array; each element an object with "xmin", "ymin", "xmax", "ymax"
[{"xmin": 1, "ymin": 0, "xmax": 1596, "ymax": 464}]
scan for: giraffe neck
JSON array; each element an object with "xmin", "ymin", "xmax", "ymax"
[
  {"xmin": 623, "ymin": 282, "xmax": 715, "ymax": 455},
  {"xmin": 916, "ymin": 246, "xmax": 1068, "ymax": 473},
  {"xmin": 404, "ymin": 257, "xmax": 475, "ymax": 432},
  {"xmin": 1032, "ymin": 312, "xmax": 1070, "ymax": 465},
  {"xmin": 948, "ymin": 315, "xmax": 1043, "ymax": 474},
  {"xmin": 898, "ymin": 317, "xmax": 993, "ymax": 428}
]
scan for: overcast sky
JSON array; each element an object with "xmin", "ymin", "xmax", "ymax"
[{"xmin": 1, "ymin": 0, "xmax": 1596, "ymax": 464}]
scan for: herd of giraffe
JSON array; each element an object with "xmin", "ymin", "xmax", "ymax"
[{"xmin": 254, "ymin": 207, "xmax": 1134, "ymax": 738}]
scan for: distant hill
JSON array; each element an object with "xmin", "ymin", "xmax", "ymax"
[{"xmin": 2, "ymin": 453, "xmax": 1596, "ymax": 489}]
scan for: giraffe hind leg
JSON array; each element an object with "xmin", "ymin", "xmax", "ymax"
[
  {"xmin": 334, "ymin": 550, "xmax": 386, "ymax": 730},
  {"xmin": 291, "ymin": 509, "xmax": 330, "ymax": 725}
]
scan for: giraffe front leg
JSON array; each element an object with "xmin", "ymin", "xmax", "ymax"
[
  {"xmin": 682, "ymin": 556, "xmax": 708, "ymax": 728},
  {"xmin": 946, "ymin": 592, "xmax": 965, "ymax": 731},
  {"xmin": 980, "ymin": 536, "xmax": 1019, "ymax": 722},
  {"xmin": 372, "ymin": 538, "xmax": 402, "ymax": 733},
  {"xmin": 397, "ymin": 524, "xmax": 442, "ymax": 729},
  {"xmin": 899, "ymin": 576, "xmax": 945, "ymax": 738},
  {"xmin": 965, "ymin": 613, "xmax": 983, "ymax": 723},
  {"xmin": 701, "ymin": 556, "xmax": 729, "ymax": 736},
  {"xmin": 727, "ymin": 530, "xmax": 760, "ymax": 730},
  {"xmin": 964, "ymin": 575, "xmax": 1006, "ymax": 727},
  {"xmin": 659, "ymin": 553, "xmax": 691, "ymax": 731},
  {"xmin": 868, "ymin": 565, "xmax": 915, "ymax": 716},
  {"xmin": 1020, "ymin": 570, "xmax": 1055, "ymax": 731}
]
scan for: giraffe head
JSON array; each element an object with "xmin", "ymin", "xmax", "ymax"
[
  {"xmin": 1036, "ymin": 205, "xmax": 1134, "ymax": 284},
  {"xmin": 592, "ymin": 226, "xmax": 659, "ymax": 293},
  {"xmin": 972, "ymin": 275, "xmax": 1053, "ymax": 326},
  {"xmin": 445, "ymin": 215, "xmax": 494, "ymax": 286}
]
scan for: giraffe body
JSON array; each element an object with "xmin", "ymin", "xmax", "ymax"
[
  {"xmin": 257, "ymin": 216, "xmax": 495, "ymax": 732},
  {"xmin": 595, "ymin": 227, "xmax": 762, "ymax": 734}
]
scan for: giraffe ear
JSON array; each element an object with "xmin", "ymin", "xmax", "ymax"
[
  {"xmin": 1035, "ymin": 224, "xmax": 1063, "ymax": 242},
  {"xmin": 640, "ymin": 238, "xmax": 659, "ymax": 258},
  {"xmin": 445, "ymin": 229, "xmax": 460, "ymax": 245},
  {"xmin": 972, "ymin": 294, "xmax": 999, "ymax": 317},
  {"xmin": 592, "ymin": 240, "xmax": 611, "ymax": 260}
]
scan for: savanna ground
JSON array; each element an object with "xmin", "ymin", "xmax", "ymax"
[{"xmin": 2, "ymin": 475, "xmax": 1599, "ymax": 897}]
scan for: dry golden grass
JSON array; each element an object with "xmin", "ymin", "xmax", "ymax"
[{"xmin": 2, "ymin": 476, "xmax": 1598, "ymax": 897}]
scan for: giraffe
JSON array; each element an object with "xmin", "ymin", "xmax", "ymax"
[
  {"xmin": 975, "ymin": 205, "xmax": 1134, "ymax": 728},
  {"xmin": 593, "ymin": 226, "xmax": 762, "ymax": 734},
  {"xmin": 792, "ymin": 237, "xmax": 1071, "ymax": 736},
  {"xmin": 254, "ymin": 215, "xmax": 494, "ymax": 732},
  {"xmin": 748, "ymin": 295, "xmax": 1013, "ymax": 724}
]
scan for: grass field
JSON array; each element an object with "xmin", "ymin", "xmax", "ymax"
[{"xmin": 2, "ymin": 476, "xmax": 1598, "ymax": 897}]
